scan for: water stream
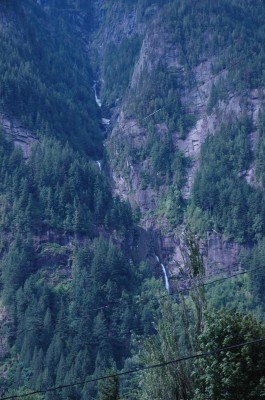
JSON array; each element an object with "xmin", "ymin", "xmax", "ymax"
[
  {"xmin": 96, "ymin": 160, "xmax": 102, "ymax": 172},
  {"xmin": 93, "ymin": 81, "xmax": 102, "ymax": 108},
  {"xmin": 161, "ymin": 263, "xmax": 170, "ymax": 292},
  {"xmin": 102, "ymin": 117, "xmax": 110, "ymax": 126},
  {"xmin": 156, "ymin": 255, "xmax": 170, "ymax": 292},
  {"xmin": 93, "ymin": 81, "xmax": 111, "ymax": 128}
]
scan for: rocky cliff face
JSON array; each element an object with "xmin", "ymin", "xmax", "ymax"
[
  {"xmin": 0, "ymin": 5, "xmax": 38, "ymax": 158},
  {"xmin": 88, "ymin": 1, "xmax": 145, "ymax": 71},
  {"xmin": 88, "ymin": 1, "xmax": 265, "ymax": 278},
  {"xmin": 1, "ymin": 1, "xmax": 263, "ymax": 281},
  {"xmin": 0, "ymin": 113, "xmax": 38, "ymax": 158}
]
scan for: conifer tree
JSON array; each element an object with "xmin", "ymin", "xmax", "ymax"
[{"xmin": 98, "ymin": 370, "xmax": 120, "ymax": 400}]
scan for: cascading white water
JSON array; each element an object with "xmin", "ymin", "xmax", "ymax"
[
  {"xmin": 102, "ymin": 118, "xmax": 110, "ymax": 126},
  {"xmin": 96, "ymin": 161, "xmax": 102, "ymax": 171},
  {"xmin": 155, "ymin": 255, "xmax": 170, "ymax": 292},
  {"xmin": 161, "ymin": 263, "xmax": 170, "ymax": 292},
  {"xmin": 93, "ymin": 81, "xmax": 102, "ymax": 108},
  {"xmin": 92, "ymin": 82, "xmax": 111, "ymax": 129}
]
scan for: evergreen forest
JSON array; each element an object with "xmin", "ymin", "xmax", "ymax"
[{"xmin": 1, "ymin": 0, "xmax": 265, "ymax": 399}]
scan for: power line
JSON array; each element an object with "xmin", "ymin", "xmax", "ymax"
[
  {"xmin": 1, "ymin": 265, "xmax": 263, "ymax": 345},
  {"xmin": 170, "ymin": 265, "xmax": 263, "ymax": 286},
  {"xmin": 1, "ymin": 336, "xmax": 265, "ymax": 400},
  {"xmin": 2, "ymin": 264, "xmax": 263, "ymax": 323},
  {"xmin": 1, "ymin": 13, "xmax": 264, "ymax": 360}
]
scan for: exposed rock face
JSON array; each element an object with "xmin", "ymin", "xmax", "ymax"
[
  {"xmin": 88, "ymin": 1, "xmax": 145, "ymax": 68},
  {"xmin": 88, "ymin": 3, "xmax": 265, "ymax": 278},
  {"xmin": 130, "ymin": 22, "xmax": 182, "ymax": 89},
  {"xmin": 161, "ymin": 231, "xmax": 249, "ymax": 277},
  {"xmin": 132, "ymin": 224, "xmax": 249, "ymax": 287},
  {"xmin": 179, "ymin": 88, "xmax": 265, "ymax": 196},
  {"xmin": 0, "ymin": 113, "xmax": 38, "ymax": 158}
]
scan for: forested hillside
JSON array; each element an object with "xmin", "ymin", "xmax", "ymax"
[
  {"xmin": 0, "ymin": 0, "xmax": 100, "ymax": 155},
  {"xmin": 0, "ymin": 1, "xmax": 142, "ymax": 397},
  {"xmin": 1, "ymin": 0, "xmax": 265, "ymax": 399}
]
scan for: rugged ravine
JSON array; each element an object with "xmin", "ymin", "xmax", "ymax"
[
  {"xmin": 91, "ymin": 86, "xmax": 167, "ymax": 287},
  {"xmin": 92, "ymin": 98, "xmax": 244, "ymax": 281},
  {"xmin": 87, "ymin": 1, "xmax": 265, "ymax": 283},
  {"xmin": 2, "ymin": 3, "xmax": 265, "ymax": 395},
  {"xmin": 91, "ymin": 69, "xmax": 176, "ymax": 284}
]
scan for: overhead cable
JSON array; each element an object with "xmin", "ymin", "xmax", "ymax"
[{"xmin": 1, "ymin": 336, "xmax": 265, "ymax": 400}]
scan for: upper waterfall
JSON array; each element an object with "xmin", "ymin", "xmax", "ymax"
[
  {"xmin": 93, "ymin": 81, "xmax": 102, "ymax": 108},
  {"xmin": 155, "ymin": 255, "xmax": 170, "ymax": 292}
]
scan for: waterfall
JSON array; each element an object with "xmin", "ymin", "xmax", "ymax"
[
  {"xmin": 161, "ymin": 264, "xmax": 170, "ymax": 292},
  {"xmin": 93, "ymin": 81, "xmax": 102, "ymax": 108},
  {"xmin": 96, "ymin": 161, "xmax": 102, "ymax": 172},
  {"xmin": 102, "ymin": 117, "xmax": 110, "ymax": 126},
  {"xmin": 155, "ymin": 255, "xmax": 170, "ymax": 292},
  {"xmin": 92, "ymin": 82, "xmax": 111, "ymax": 130}
]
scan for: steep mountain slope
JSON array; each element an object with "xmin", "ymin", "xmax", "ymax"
[
  {"xmin": 0, "ymin": 2, "xmax": 151, "ymax": 397},
  {"xmin": 87, "ymin": 0, "xmax": 265, "ymax": 277},
  {"xmin": 0, "ymin": 0, "xmax": 101, "ymax": 156},
  {"xmin": 1, "ymin": 1, "xmax": 265, "ymax": 399}
]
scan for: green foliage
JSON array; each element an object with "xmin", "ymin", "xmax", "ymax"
[
  {"xmin": 137, "ymin": 299, "xmax": 192, "ymax": 400},
  {"xmin": 2, "ymin": 1, "xmax": 265, "ymax": 398},
  {"xmin": 156, "ymin": 186, "xmax": 184, "ymax": 226},
  {"xmin": 98, "ymin": 368, "xmax": 119, "ymax": 400},
  {"xmin": 147, "ymin": 131, "xmax": 188, "ymax": 186},
  {"xmin": 152, "ymin": 0, "xmax": 265, "ymax": 115},
  {"xmin": 129, "ymin": 66, "xmax": 194, "ymax": 138},
  {"xmin": 133, "ymin": 234, "xmax": 206, "ymax": 400},
  {"xmin": 192, "ymin": 311, "xmax": 265, "ymax": 400},
  {"xmin": 241, "ymin": 239, "xmax": 265, "ymax": 314},
  {"xmin": 136, "ymin": 0, "xmax": 166, "ymax": 20},
  {"xmin": 102, "ymin": 36, "xmax": 141, "ymax": 107},
  {"xmin": 0, "ymin": 0, "xmax": 101, "ymax": 156},
  {"xmin": 106, "ymin": 48, "xmax": 192, "ymax": 223},
  {"xmin": 2, "ymin": 390, "xmax": 43, "ymax": 400},
  {"xmin": 163, "ymin": 0, "xmax": 265, "ymax": 82},
  {"xmin": 1, "ymin": 235, "xmax": 35, "ymax": 309},
  {"xmin": 0, "ymin": 133, "xmax": 132, "ymax": 234},
  {"xmin": 108, "ymin": 125, "xmax": 188, "ymax": 227},
  {"xmin": 135, "ymin": 237, "xmax": 265, "ymax": 400},
  {"xmin": 206, "ymin": 275, "xmax": 253, "ymax": 316},
  {"xmin": 1, "ymin": 238, "xmax": 155, "ymax": 398},
  {"xmin": 0, "ymin": 2, "xmax": 138, "ymax": 396},
  {"xmin": 206, "ymin": 84, "xmax": 219, "ymax": 114},
  {"xmin": 191, "ymin": 117, "xmax": 265, "ymax": 242},
  {"xmin": 255, "ymin": 110, "xmax": 265, "ymax": 187}
]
